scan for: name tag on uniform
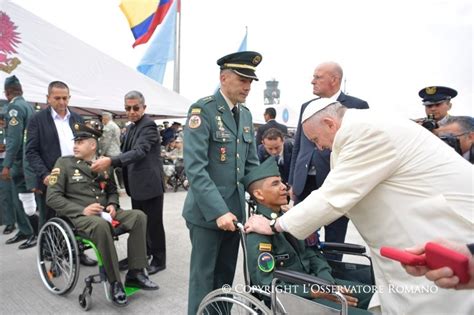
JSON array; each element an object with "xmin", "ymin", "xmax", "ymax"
[{"xmin": 215, "ymin": 130, "xmax": 231, "ymax": 139}]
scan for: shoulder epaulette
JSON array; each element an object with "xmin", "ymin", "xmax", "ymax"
[{"xmin": 197, "ymin": 95, "xmax": 215, "ymax": 105}]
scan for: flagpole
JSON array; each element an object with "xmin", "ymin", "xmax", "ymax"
[{"xmin": 173, "ymin": 0, "xmax": 181, "ymax": 93}]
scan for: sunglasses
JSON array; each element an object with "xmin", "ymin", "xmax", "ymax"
[{"xmin": 125, "ymin": 105, "xmax": 141, "ymax": 112}]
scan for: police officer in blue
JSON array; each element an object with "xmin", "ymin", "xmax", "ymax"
[
  {"xmin": 1, "ymin": 75, "xmax": 38, "ymax": 249},
  {"xmin": 183, "ymin": 51, "xmax": 261, "ymax": 314},
  {"xmin": 418, "ymin": 86, "xmax": 457, "ymax": 126}
]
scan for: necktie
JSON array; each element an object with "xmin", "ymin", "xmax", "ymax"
[{"xmin": 231, "ymin": 106, "xmax": 239, "ymax": 127}]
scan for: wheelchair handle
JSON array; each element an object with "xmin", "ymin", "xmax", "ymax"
[{"xmin": 233, "ymin": 221, "xmax": 245, "ymax": 233}]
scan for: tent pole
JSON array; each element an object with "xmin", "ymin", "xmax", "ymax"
[{"xmin": 173, "ymin": 0, "xmax": 181, "ymax": 93}]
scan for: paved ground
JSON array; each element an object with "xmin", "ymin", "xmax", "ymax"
[{"xmin": 0, "ymin": 189, "xmax": 372, "ymax": 314}]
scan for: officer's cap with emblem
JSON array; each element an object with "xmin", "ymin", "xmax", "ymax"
[
  {"xmin": 301, "ymin": 98, "xmax": 340, "ymax": 123},
  {"xmin": 241, "ymin": 158, "xmax": 281, "ymax": 191},
  {"xmin": 418, "ymin": 86, "xmax": 457, "ymax": 106},
  {"xmin": 217, "ymin": 51, "xmax": 262, "ymax": 81},
  {"xmin": 73, "ymin": 123, "xmax": 102, "ymax": 141},
  {"xmin": 4, "ymin": 75, "xmax": 22, "ymax": 90}
]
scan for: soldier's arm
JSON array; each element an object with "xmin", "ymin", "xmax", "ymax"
[
  {"xmin": 105, "ymin": 168, "xmax": 119, "ymax": 208},
  {"xmin": 184, "ymin": 104, "xmax": 229, "ymax": 222},
  {"xmin": 46, "ymin": 158, "xmax": 85, "ymax": 218},
  {"xmin": 3, "ymin": 105, "xmax": 24, "ymax": 168},
  {"xmin": 244, "ymin": 113, "xmax": 260, "ymax": 175}
]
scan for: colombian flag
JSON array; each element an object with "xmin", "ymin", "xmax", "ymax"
[{"xmin": 120, "ymin": 0, "xmax": 174, "ymax": 47}]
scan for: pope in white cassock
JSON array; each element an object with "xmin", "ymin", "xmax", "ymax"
[{"xmin": 245, "ymin": 98, "xmax": 473, "ymax": 314}]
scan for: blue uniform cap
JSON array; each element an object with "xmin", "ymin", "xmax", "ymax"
[{"xmin": 418, "ymin": 86, "xmax": 457, "ymax": 106}]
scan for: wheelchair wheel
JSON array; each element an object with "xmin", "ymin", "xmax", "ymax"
[
  {"xmin": 197, "ymin": 288, "xmax": 271, "ymax": 315},
  {"xmin": 37, "ymin": 218, "xmax": 80, "ymax": 295},
  {"xmin": 79, "ymin": 292, "xmax": 92, "ymax": 311}
]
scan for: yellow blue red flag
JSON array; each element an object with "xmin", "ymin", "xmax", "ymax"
[{"xmin": 120, "ymin": 0, "xmax": 174, "ymax": 47}]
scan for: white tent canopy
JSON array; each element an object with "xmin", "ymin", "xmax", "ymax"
[{"xmin": 0, "ymin": 0, "xmax": 191, "ymax": 117}]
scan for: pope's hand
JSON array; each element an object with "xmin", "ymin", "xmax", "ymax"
[{"xmin": 244, "ymin": 214, "xmax": 272, "ymax": 235}]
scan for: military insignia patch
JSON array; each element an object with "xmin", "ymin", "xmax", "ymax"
[
  {"xmin": 243, "ymin": 127, "xmax": 250, "ymax": 133},
  {"xmin": 188, "ymin": 115, "xmax": 201, "ymax": 129},
  {"xmin": 252, "ymin": 55, "xmax": 262, "ymax": 65},
  {"xmin": 8, "ymin": 109, "xmax": 18, "ymax": 117},
  {"xmin": 191, "ymin": 108, "xmax": 201, "ymax": 114},
  {"xmin": 259, "ymin": 242, "xmax": 272, "ymax": 252},
  {"xmin": 9, "ymin": 117, "xmax": 18, "ymax": 126},
  {"xmin": 258, "ymin": 252, "xmax": 275, "ymax": 273},
  {"xmin": 425, "ymin": 86, "xmax": 437, "ymax": 95},
  {"xmin": 72, "ymin": 169, "xmax": 83, "ymax": 182},
  {"xmin": 49, "ymin": 174, "xmax": 58, "ymax": 185}
]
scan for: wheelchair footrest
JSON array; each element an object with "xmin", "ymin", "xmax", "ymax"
[{"xmin": 124, "ymin": 286, "xmax": 141, "ymax": 297}]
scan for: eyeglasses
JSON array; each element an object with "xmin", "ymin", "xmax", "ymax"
[
  {"xmin": 451, "ymin": 132, "xmax": 469, "ymax": 138},
  {"xmin": 125, "ymin": 105, "xmax": 141, "ymax": 112}
]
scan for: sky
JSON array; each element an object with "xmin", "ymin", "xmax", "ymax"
[{"xmin": 7, "ymin": 0, "xmax": 473, "ymax": 121}]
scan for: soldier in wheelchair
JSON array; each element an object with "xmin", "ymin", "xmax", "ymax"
[
  {"xmin": 43, "ymin": 123, "xmax": 158, "ymax": 307},
  {"xmin": 242, "ymin": 158, "xmax": 373, "ymax": 314}
]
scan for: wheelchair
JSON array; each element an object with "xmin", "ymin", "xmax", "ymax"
[
  {"xmin": 36, "ymin": 217, "xmax": 138, "ymax": 311},
  {"xmin": 197, "ymin": 222, "xmax": 375, "ymax": 315}
]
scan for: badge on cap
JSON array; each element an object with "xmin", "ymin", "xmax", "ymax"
[
  {"xmin": 425, "ymin": 87, "xmax": 437, "ymax": 95},
  {"xmin": 188, "ymin": 115, "xmax": 201, "ymax": 129},
  {"xmin": 258, "ymin": 252, "xmax": 275, "ymax": 273},
  {"xmin": 252, "ymin": 55, "xmax": 262, "ymax": 65}
]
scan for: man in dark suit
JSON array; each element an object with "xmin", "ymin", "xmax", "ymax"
[
  {"xmin": 25, "ymin": 81, "xmax": 97, "ymax": 266},
  {"xmin": 257, "ymin": 128, "xmax": 293, "ymax": 185},
  {"xmin": 255, "ymin": 107, "xmax": 288, "ymax": 145},
  {"xmin": 91, "ymin": 90, "xmax": 166, "ymax": 275},
  {"xmin": 289, "ymin": 62, "xmax": 368, "ymax": 258}
]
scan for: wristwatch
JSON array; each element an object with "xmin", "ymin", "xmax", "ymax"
[{"xmin": 269, "ymin": 219, "xmax": 278, "ymax": 234}]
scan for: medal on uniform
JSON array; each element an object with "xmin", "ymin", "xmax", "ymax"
[{"xmin": 220, "ymin": 147, "xmax": 227, "ymax": 162}]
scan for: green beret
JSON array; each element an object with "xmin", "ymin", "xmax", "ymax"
[
  {"xmin": 4, "ymin": 75, "xmax": 21, "ymax": 89},
  {"xmin": 72, "ymin": 123, "xmax": 102, "ymax": 140},
  {"xmin": 241, "ymin": 158, "xmax": 280, "ymax": 191},
  {"xmin": 217, "ymin": 51, "xmax": 262, "ymax": 81}
]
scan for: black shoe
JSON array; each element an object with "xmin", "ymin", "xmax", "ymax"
[
  {"xmin": 18, "ymin": 235, "xmax": 37, "ymax": 249},
  {"xmin": 125, "ymin": 270, "xmax": 159, "ymax": 291},
  {"xmin": 147, "ymin": 264, "xmax": 166, "ymax": 275},
  {"xmin": 110, "ymin": 281, "xmax": 128, "ymax": 307},
  {"xmin": 147, "ymin": 256, "xmax": 166, "ymax": 275},
  {"xmin": 5, "ymin": 232, "xmax": 28, "ymax": 244},
  {"xmin": 118, "ymin": 258, "xmax": 129, "ymax": 271},
  {"xmin": 79, "ymin": 253, "xmax": 98, "ymax": 267},
  {"xmin": 3, "ymin": 224, "xmax": 15, "ymax": 235}
]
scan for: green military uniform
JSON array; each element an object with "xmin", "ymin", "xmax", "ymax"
[
  {"xmin": 243, "ymin": 159, "xmax": 372, "ymax": 314},
  {"xmin": 0, "ymin": 106, "xmax": 21, "ymax": 228},
  {"xmin": 183, "ymin": 51, "xmax": 262, "ymax": 315},
  {"xmin": 3, "ymin": 93, "xmax": 36, "ymax": 236},
  {"xmin": 46, "ymin": 152, "xmax": 148, "ymax": 283}
]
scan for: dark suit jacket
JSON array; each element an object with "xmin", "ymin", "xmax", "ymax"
[
  {"xmin": 255, "ymin": 119, "xmax": 288, "ymax": 145},
  {"xmin": 258, "ymin": 140, "xmax": 293, "ymax": 184},
  {"xmin": 111, "ymin": 115, "xmax": 164, "ymax": 201},
  {"xmin": 289, "ymin": 92, "xmax": 369, "ymax": 198},
  {"xmin": 25, "ymin": 107, "xmax": 84, "ymax": 189}
]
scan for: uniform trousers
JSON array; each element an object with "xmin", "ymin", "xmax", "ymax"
[
  {"xmin": 72, "ymin": 209, "xmax": 148, "ymax": 283},
  {"xmin": 186, "ymin": 222, "xmax": 240, "ymax": 315}
]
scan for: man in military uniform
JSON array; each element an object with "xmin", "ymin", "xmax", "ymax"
[
  {"xmin": 46, "ymin": 124, "xmax": 158, "ymax": 307},
  {"xmin": 1, "ymin": 75, "xmax": 38, "ymax": 249},
  {"xmin": 242, "ymin": 158, "xmax": 372, "ymax": 314},
  {"xmin": 418, "ymin": 86, "xmax": 457, "ymax": 126},
  {"xmin": 0, "ymin": 105, "xmax": 20, "ymax": 234},
  {"xmin": 183, "ymin": 51, "xmax": 261, "ymax": 314}
]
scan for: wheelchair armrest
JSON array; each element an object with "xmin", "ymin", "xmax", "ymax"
[
  {"xmin": 274, "ymin": 269, "xmax": 333, "ymax": 288},
  {"xmin": 320, "ymin": 242, "xmax": 366, "ymax": 254}
]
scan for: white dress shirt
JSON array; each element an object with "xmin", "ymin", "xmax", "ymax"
[{"xmin": 51, "ymin": 108, "xmax": 74, "ymax": 156}]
